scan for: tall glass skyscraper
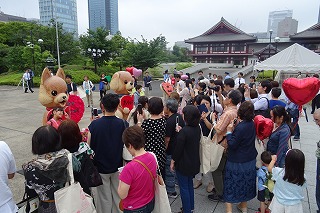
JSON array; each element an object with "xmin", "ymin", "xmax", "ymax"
[
  {"xmin": 267, "ymin": 10, "xmax": 293, "ymax": 38},
  {"xmin": 88, "ymin": 0, "xmax": 119, "ymax": 35},
  {"xmin": 39, "ymin": 0, "xmax": 78, "ymax": 36}
]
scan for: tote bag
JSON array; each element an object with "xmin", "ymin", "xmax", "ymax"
[
  {"xmin": 133, "ymin": 155, "xmax": 171, "ymax": 213},
  {"xmin": 199, "ymin": 125, "xmax": 224, "ymax": 174},
  {"xmin": 54, "ymin": 153, "xmax": 96, "ymax": 213},
  {"xmin": 255, "ymin": 139, "xmax": 265, "ymax": 168}
]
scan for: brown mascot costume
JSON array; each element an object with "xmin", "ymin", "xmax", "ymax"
[{"xmin": 110, "ymin": 71, "xmax": 134, "ymax": 120}]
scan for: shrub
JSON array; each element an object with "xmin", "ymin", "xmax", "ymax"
[
  {"xmin": 175, "ymin": 62, "xmax": 193, "ymax": 71},
  {"xmin": 0, "ymin": 70, "xmax": 100, "ymax": 87}
]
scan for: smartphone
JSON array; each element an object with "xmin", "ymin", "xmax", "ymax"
[
  {"xmin": 176, "ymin": 116, "xmax": 179, "ymax": 126},
  {"xmin": 233, "ymin": 118, "xmax": 237, "ymax": 125},
  {"xmin": 197, "ymin": 104, "xmax": 209, "ymax": 114},
  {"xmin": 92, "ymin": 108, "xmax": 98, "ymax": 116}
]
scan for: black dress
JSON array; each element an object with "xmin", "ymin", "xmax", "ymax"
[{"xmin": 141, "ymin": 118, "xmax": 166, "ymax": 170}]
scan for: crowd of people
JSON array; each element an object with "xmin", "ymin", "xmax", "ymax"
[{"xmin": 2, "ymin": 69, "xmax": 320, "ymax": 213}]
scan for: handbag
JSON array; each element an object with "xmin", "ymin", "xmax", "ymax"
[
  {"xmin": 54, "ymin": 153, "xmax": 97, "ymax": 213},
  {"xmin": 133, "ymin": 157, "xmax": 171, "ymax": 213},
  {"xmin": 255, "ymin": 139, "xmax": 265, "ymax": 168},
  {"xmin": 17, "ymin": 193, "xmax": 39, "ymax": 213},
  {"xmin": 80, "ymin": 154, "xmax": 103, "ymax": 187},
  {"xmin": 199, "ymin": 125, "xmax": 224, "ymax": 174}
]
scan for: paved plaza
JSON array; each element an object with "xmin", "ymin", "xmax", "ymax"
[{"xmin": 0, "ymin": 84, "xmax": 318, "ymax": 212}]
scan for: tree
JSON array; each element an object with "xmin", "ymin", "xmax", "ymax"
[
  {"xmin": 172, "ymin": 45, "xmax": 192, "ymax": 62},
  {"xmin": 79, "ymin": 28, "xmax": 113, "ymax": 71},
  {"xmin": 120, "ymin": 35, "xmax": 168, "ymax": 71}
]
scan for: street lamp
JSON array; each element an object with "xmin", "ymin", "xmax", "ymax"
[
  {"xmin": 274, "ymin": 37, "xmax": 280, "ymax": 53},
  {"xmin": 87, "ymin": 48, "xmax": 105, "ymax": 73},
  {"xmin": 26, "ymin": 36, "xmax": 43, "ymax": 73},
  {"xmin": 268, "ymin": 29, "xmax": 273, "ymax": 58}
]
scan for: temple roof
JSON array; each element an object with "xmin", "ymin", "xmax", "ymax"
[
  {"xmin": 253, "ymin": 44, "xmax": 280, "ymax": 55},
  {"xmin": 185, "ymin": 17, "xmax": 256, "ymax": 43},
  {"xmin": 290, "ymin": 23, "xmax": 320, "ymax": 39}
]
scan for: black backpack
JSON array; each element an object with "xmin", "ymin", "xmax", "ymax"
[{"xmin": 254, "ymin": 97, "xmax": 271, "ymax": 118}]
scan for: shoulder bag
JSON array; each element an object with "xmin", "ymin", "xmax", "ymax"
[
  {"xmin": 54, "ymin": 153, "xmax": 96, "ymax": 213},
  {"xmin": 133, "ymin": 158, "xmax": 171, "ymax": 213},
  {"xmin": 17, "ymin": 192, "xmax": 39, "ymax": 213},
  {"xmin": 199, "ymin": 124, "xmax": 224, "ymax": 174}
]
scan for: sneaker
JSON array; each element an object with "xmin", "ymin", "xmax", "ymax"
[
  {"xmin": 293, "ymin": 137, "xmax": 300, "ymax": 141},
  {"xmin": 168, "ymin": 192, "xmax": 178, "ymax": 199},
  {"xmin": 208, "ymin": 193, "xmax": 224, "ymax": 202},
  {"xmin": 193, "ymin": 180, "xmax": 202, "ymax": 189},
  {"xmin": 206, "ymin": 183, "xmax": 215, "ymax": 193}
]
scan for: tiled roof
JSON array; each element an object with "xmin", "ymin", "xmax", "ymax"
[
  {"xmin": 185, "ymin": 17, "xmax": 256, "ymax": 43},
  {"xmin": 253, "ymin": 44, "xmax": 280, "ymax": 55},
  {"xmin": 290, "ymin": 23, "xmax": 320, "ymax": 39}
]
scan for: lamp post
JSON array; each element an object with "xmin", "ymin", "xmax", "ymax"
[
  {"xmin": 268, "ymin": 29, "xmax": 273, "ymax": 58},
  {"xmin": 27, "ymin": 35, "xmax": 43, "ymax": 73},
  {"xmin": 87, "ymin": 48, "xmax": 105, "ymax": 73},
  {"xmin": 274, "ymin": 37, "xmax": 280, "ymax": 53}
]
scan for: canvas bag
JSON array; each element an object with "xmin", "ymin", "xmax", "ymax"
[
  {"xmin": 133, "ymin": 155, "xmax": 171, "ymax": 213},
  {"xmin": 54, "ymin": 153, "xmax": 96, "ymax": 213},
  {"xmin": 199, "ymin": 125, "xmax": 224, "ymax": 174},
  {"xmin": 255, "ymin": 139, "xmax": 265, "ymax": 168}
]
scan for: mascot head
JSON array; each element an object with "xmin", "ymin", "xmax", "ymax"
[
  {"xmin": 110, "ymin": 71, "xmax": 134, "ymax": 95},
  {"xmin": 38, "ymin": 67, "xmax": 68, "ymax": 108}
]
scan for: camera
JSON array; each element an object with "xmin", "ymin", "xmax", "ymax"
[{"xmin": 209, "ymin": 85, "xmax": 220, "ymax": 92}]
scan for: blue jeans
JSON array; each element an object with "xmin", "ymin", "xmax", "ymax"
[
  {"xmin": 123, "ymin": 198, "xmax": 155, "ymax": 213},
  {"xmin": 317, "ymin": 159, "xmax": 320, "ymax": 213},
  {"xmin": 176, "ymin": 170, "xmax": 194, "ymax": 213},
  {"xmin": 165, "ymin": 154, "xmax": 176, "ymax": 194},
  {"xmin": 287, "ymin": 108, "xmax": 300, "ymax": 138}
]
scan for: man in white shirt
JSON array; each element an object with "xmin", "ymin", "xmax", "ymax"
[
  {"xmin": 23, "ymin": 69, "xmax": 34, "ymax": 93},
  {"xmin": 0, "ymin": 141, "xmax": 17, "ymax": 213},
  {"xmin": 244, "ymin": 80, "xmax": 272, "ymax": 117},
  {"xmin": 234, "ymin": 72, "xmax": 245, "ymax": 89},
  {"xmin": 175, "ymin": 75, "xmax": 186, "ymax": 92}
]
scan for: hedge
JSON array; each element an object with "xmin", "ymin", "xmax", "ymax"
[{"xmin": 0, "ymin": 70, "xmax": 101, "ymax": 87}]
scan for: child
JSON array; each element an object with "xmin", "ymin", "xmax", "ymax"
[
  {"xmin": 47, "ymin": 107, "xmax": 64, "ymax": 129},
  {"xmin": 268, "ymin": 149, "xmax": 306, "ymax": 213},
  {"xmin": 134, "ymin": 85, "xmax": 142, "ymax": 107},
  {"xmin": 269, "ymin": 88, "xmax": 286, "ymax": 110},
  {"xmin": 257, "ymin": 151, "xmax": 273, "ymax": 213}
]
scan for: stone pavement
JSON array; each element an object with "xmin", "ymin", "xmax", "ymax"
[{"xmin": 0, "ymin": 85, "xmax": 318, "ymax": 213}]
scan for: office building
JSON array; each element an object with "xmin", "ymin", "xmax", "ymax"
[
  {"xmin": 277, "ymin": 17, "xmax": 298, "ymax": 37},
  {"xmin": 267, "ymin": 10, "xmax": 293, "ymax": 37},
  {"xmin": 0, "ymin": 11, "xmax": 28, "ymax": 22},
  {"xmin": 88, "ymin": 0, "xmax": 119, "ymax": 35},
  {"xmin": 39, "ymin": 0, "xmax": 78, "ymax": 36}
]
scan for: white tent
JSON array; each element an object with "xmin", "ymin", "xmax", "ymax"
[{"xmin": 254, "ymin": 43, "xmax": 320, "ymax": 73}]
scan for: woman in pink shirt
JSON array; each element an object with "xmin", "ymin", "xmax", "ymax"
[{"xmin": 118, "ymin": 125, "xmax": 157, "ymax": 213}]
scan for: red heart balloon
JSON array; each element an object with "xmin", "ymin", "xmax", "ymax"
[
  {"xmin": 161, "ymin": 82, "xmax": 174, "ymax": 96},
  {"xmin": 282, "ymin": 77, "xmax": 320, "ymax": 106},
  {"xmin": 125, "ymin": 67, "xmax": 134, "ymax": 75},
  {"xmin": 254, "ymin": 115, "xmax": 274, "ymax": 140}
]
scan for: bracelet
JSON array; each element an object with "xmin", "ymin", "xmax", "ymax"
[
  {"xmin": 137, "ymin": 121, "xmax": 142, "ymax": 124},
  {"xmin": 226, "ymin": 131, "xmax": 232, "ymax": 135}
]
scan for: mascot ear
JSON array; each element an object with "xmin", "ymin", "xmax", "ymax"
[
  {"xmin": 110, "ymin": 72, "xmax": 120, "ymax": 91},
  {"xmin": 41, "ymin": 67, "xmax": 52, "ymax": 85},
  {"xmin": 56, "ymin": 68, "xmax": 66, "ymax": 80}
]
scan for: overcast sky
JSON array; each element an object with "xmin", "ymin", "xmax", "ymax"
[{"xmin": 1, "ymin": 0, "xmax": 319, "ymax": 47}]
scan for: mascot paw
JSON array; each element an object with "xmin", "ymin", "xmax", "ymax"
[{"xmin": 123, "ymin": 107, "xmax": 130, "ymax": 114}]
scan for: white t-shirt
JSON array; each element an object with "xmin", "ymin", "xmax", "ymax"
[
  {"xmin": 234, "ymin": 77, "xmax": 245, "ymax": 88},
  {"xmin": 177, "ymin": 80, "xmax": 186, "ymax": 90},
  {"xmin": 0, "ymin": 141, "xmax": 17, "ymax": 212}
]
